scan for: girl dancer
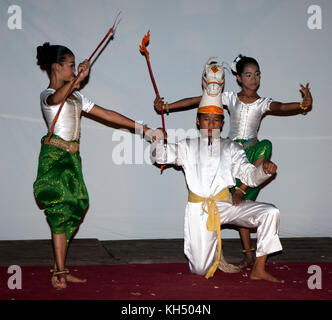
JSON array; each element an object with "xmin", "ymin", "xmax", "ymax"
[
  {"xmin": 34, "ymin": 43, "xmax": 154, "ymax": 289},
  {"xmin": 154, "ymin": 54, "xmax": 312, "ymax": 268}
]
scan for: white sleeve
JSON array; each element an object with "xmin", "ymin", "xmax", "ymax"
[
  {"xmin": 151, "ymin": 139, "xmax": 184, "ymax": 167},
  {"xmin": 221, "ymin": 91, "xmax": 233, "ymax": 107},
  {"xmin": 40, "ymin": 88, "xmax": 56, "ymax": 107},
  {"xmin": 261, "ymin": 97, "xmax": 274, "ymax": 113},
  {"xmin": 231, "ymin": 142, "xmax": 270, "ymax": 187},
  {"xmin": 76, "ymin": 91, "xmax": 95, "ymax": 113}
]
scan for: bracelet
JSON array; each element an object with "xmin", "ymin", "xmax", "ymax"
[
  {"xmin": 242, "ymin": 248, "xmax": 255, "ymax": 254},
  {"xmin": 165, "ymin": 102, "xmax": 169, "ymax": 115},
  {"xmin": 299, "ymin": 100, "xmax": 309, "ymax": 111},
  {"xmin": 142, "ymin": 124, "xmax": 148, "ymax": 138},
  {"xmin": 50, "ymin": 268, "xmax": 70, "ymax": 275},
  {"xmin": 235, "ymin": 186, "xmax": 246, "ymax": 195}
]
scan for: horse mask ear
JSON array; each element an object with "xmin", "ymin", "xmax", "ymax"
[{"xmin": 205, "ymin": 56, "xmax": 218, "ymax": 66}]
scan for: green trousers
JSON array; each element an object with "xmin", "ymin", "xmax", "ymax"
[
  {"xmin": 33, "ymin": 135, "xmax": 89, "ymax": 245},
  {"xmin": 231, "ymin": 139, "xmax": 272, "ymax": 201}
]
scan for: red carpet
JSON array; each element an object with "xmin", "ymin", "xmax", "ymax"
[{"xmin": 0, "ymin": 263, "xmax": 331, "ymax": 300}]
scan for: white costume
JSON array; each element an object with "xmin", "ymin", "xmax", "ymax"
[
  {"xmin": 40, "ymin": 88, "xmax": 95, "ymax": 141},
  {"xmin": 221, "ymin": 91, "xmax": 273, "ymax": 140},
  {"xmin": 152, "ymin": 135, "xmax": 282, "ymax": 278}
]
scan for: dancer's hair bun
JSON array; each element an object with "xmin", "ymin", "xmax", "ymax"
[
  {"xmin": 36, "ymin": 43, "xmax": 73, "ymax": 75},
  {"xmin": 36, "ymin": 42, "xmax": 52, "ymax": 71}
]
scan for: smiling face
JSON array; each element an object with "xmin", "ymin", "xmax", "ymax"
[
  {"xmin": 196, "ymin": 113, "xmax": 224, "ymax": 137},
  {"xmin": 236, "ymin": 63, "xmax": 261, "ymax": 91}
]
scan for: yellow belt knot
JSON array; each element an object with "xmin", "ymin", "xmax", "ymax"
[{"xmin": 188, "ymin": 188, "xmax": 230, "ymax": 279}]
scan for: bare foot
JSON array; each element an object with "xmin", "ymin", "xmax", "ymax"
[
  {"xmin": 250, "ymin": 268, "xmax": 284, "ymax": 283},
  {"xmin": 238, "ymin": 253, "xmax": 255, "ymax": 269},
  {"xmin": 66, "ymin": 273, "xmax": 87, "ymax": 283},
  {"xmin": 51, "ymin": 274, "xmax": 67, "ymax": 290}
]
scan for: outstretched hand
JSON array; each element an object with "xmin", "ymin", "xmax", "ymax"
[
  {"xmin": 143, "ymin": 127, "xmax": 167, "ymax": 142},
  {"xmin": 262, "ymin": 160, "xmax": 277, "ymax": 175},
  {"xmin": 154, "ymin": 96, "xmax": 165, "ymax": 113},
  {"xmin": 300, "ymin": 83, "xmax": 312, "ymax": 109},
  {"xmin": 153, "ymin": 128, "xmax": 167, "ymax": 142}
]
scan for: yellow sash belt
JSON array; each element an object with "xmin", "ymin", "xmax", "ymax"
[{"xmin": 188, "ymin": 188, "xmax": 230, "ymax": 279}]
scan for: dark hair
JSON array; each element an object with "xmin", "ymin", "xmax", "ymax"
[
  {"xmin": 231, "ymin": 54, "xmax": 260, "ymax": 76},
  {"xmin": 197, "ymin": 113, "xmax": 224, "ymax": 121},
  {"xmin": 36, "ymin": 42, "xmax": 73, "ymax": 75}
]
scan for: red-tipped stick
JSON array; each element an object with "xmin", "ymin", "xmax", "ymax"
[
  {"xmin": 88, "ymin": 11, "xmax": 121, "ymax": 62},
  {"xmin": 139, "ymin": 30, "xmax": 167, "ymax": 173},
  {"xmin": 139, "ymin": 30, "xmax": 166, "ymax": 132},
  {"xmin": 46, "ymin": 12, "xmax": 121, "ymax": 142}
]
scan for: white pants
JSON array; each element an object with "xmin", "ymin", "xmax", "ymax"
[{"xmin": 184, "ymin": 200, "xmax": 282, "ymax": 276}]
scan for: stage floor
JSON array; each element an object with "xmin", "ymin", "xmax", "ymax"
[{"xmin": 0, "ymin": 237, "xmax": 331, "ymax": 266}]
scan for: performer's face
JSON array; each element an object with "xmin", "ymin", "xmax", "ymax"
[
  {"xmin": 57, "ymin": 54, "xmax": 76, "ymax": 81},
  {"xmin": 196, "ymin": 113, "xmax": 223, "ymax": 137},
  {"xmin": 237, "ymin": 63, "xmax": 261, "ymax": 91}
]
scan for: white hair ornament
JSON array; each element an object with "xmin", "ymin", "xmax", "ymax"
[{"xmin": 231, "ymin": 54, "xmax": 243, "ymax": 74}]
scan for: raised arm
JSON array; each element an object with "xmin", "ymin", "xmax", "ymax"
[
  {"xmin": 154, "ymin": 96, "xmax": 202, "ymax": 114},
  {"xmin": 269, "ymin": 83, "xmax": 312, "ymax": 114}
]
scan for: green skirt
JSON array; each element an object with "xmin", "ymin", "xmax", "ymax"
[
  {"xmin": 231, "ymin": 139, "xmax": 272, "ymax": 201},
  {"xmin": 33, "ymin": 135, "xmax": 89, "ymax": 245}
]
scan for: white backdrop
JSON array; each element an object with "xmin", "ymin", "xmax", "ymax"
[{"xmin": 0, "ymin": 0, "xmax": 331, "ymax": 241}]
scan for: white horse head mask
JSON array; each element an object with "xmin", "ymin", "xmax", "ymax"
[
  {"xmin": 202, "ymin": 56, "xmax": 225, "ymax": 97},
  {"xmin": 198, "ymin": 56, "xmax": 225, "ymax": 113}
]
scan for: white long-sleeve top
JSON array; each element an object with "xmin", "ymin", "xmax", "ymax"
[{"xmin": 152, "ymin": 135, "xmax": 270, "ymax": 199}]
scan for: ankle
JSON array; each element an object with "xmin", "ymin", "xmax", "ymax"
[
  {"xmin": 242, "ymin": 247, "xmax": 255, "ymax": 257},
  {"xmin": 50, "ymin": 268, "xmax": 70, "ymax": 277}
]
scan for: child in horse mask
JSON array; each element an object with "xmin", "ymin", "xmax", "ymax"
[
  {"xmin": 151, "ymin": 103, "xmax": 284, "ymax": 283},
  {"xmin": 154, "ymin": 55, "xmax": 312, "ymax": 269},
  {"xmin": 34, "ymin": 42, "xmax": 156, "ymax": 290}
]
